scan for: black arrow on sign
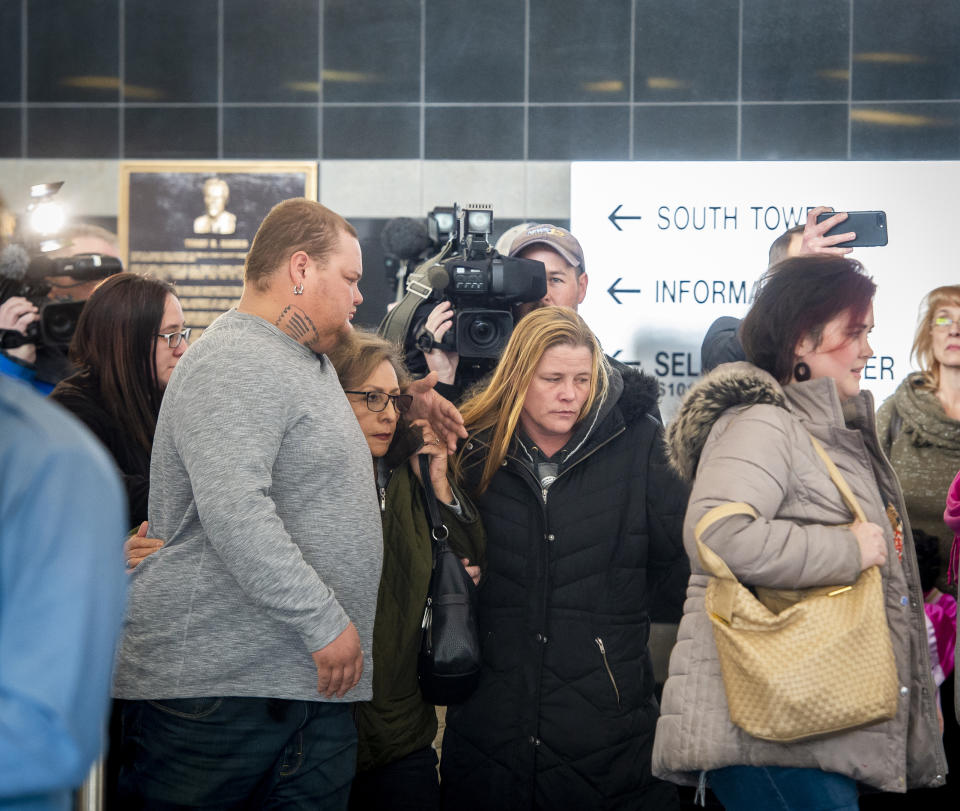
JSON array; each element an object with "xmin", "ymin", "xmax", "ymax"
[
  {"xmin": 608, "ymin": 204, "xmax": 643, "ymax": 231},
  {"xmin": 610, "ymin": 350, "xmax": 641, "ymax": 366},
  {"xmin": 607, "ymin": 277, "xmax": 642, "ymax": 305}
]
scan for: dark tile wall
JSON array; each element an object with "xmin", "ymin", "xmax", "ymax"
[{"xmin": 5, "ymin": 0, "xmax": 960, "ymax": 160}]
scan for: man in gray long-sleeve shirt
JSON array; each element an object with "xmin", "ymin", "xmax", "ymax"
[{"xmin": 113, "ymin": 199, "xmax": 383, "ymax": 808}]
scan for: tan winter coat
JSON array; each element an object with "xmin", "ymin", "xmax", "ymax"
[{"xmin": 652, "ymin": 363, "xmax": 946, "ymax": 793}]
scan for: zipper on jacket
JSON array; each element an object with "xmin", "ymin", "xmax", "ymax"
[
  {"xmin": 508, "ymin": 425, "xmax": 626, "ymax": 510},
  {"xmin": 375, "ymin": 459, "xmax": 389, "ymax": 513},
  {"xmin": 594, "ymin": 637, "xmax": 621, "ymax": 708}
]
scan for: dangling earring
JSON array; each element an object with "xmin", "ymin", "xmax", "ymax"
[
  {"xmin": 794, "ymin": 361, "xmax": 811, "ymax": 381},
  {"xmin": 293, "ymin": 282, "xmax": 304, "ymax": 295}
]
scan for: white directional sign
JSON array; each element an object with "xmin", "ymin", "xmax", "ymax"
[{"xmin": 571, "ymin": 161, "xmax": 959, "ymax": 421}]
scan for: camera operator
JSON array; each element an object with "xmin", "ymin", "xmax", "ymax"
[
  {"xmin": 0, "ymin": 238, "xmax": 121, "ymax": 394},
  {"xmin": 414, "ymin": 223, "xmax": 589, "ymax": 401},
  {"xmin": 0, "ymin": 293, "xmax": 39, "ymax": 365},
  {"xmin": 383, "ymin": 209, "xmax": 548, "ymax": 402}
]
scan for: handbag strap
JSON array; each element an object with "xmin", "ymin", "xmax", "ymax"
[
  {"xmin": 418, "ymin": 454, "xmax": 449, "ymax": 543},
  {"xmin": 693, "ymin": 432, "xmax": 867, "ymax": 624},
  {"xmin": 694, "ymin": 503, "xmax": 758, "ymax": 624},
  {"xmin": 806, "ymin": 434, "xmax": 867, "ymax": 523}
]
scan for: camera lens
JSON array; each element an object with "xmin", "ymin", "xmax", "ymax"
[
  {"xmin": 40, "ymin": 301, "xmax": 85, "ymax": 348},
  {"xmin": 468, "ymin": 317, "xmax": 498, "ymax": 350},
  {"xmin": 456, "ymin": 309, "xmax": 513, "ymax": 359},
  {"xmin": 45, "ymin": 310, "xmax": 75, "ymax": 343}
]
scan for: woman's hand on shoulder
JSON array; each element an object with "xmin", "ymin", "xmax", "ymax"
[
  {"xmin": 408, "ymin": 418, "xmax": 454, "ymax": 503},
  {"xmin": 125, "ymin": 521, "xmax": 164, "ymax": 571},
  {"xmin": 851, "ymin": 520, "xmax": 887, "ymax": 570}
]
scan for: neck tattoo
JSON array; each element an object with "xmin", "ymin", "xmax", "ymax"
[{"xmin": 276, "ymin": 305, "xmax": 321, "ymax": 347}]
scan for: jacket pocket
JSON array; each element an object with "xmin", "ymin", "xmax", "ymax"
[{"xmin": 594, "ymin": 637, "xmax": 621, "ymax": 709}]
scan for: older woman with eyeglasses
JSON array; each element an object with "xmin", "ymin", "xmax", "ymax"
[
  {"xmin": 326, "ymin": 329, "xmax": 484, "ymax": 811},
  {"xmin": 875, "ymin": 285, "xmax": 960, "ymax": 804},
  {"xmin": 877, "ymin": 285, "xmax": 960, "ymax": 594},
  {"xmin": 50, "ymin": 272, "xmax": 189, "ymax": 525}
]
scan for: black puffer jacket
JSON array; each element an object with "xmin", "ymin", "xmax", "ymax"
[{"xmin": 439, "ymin": 365, "xmax": 689, "ymax": 811}]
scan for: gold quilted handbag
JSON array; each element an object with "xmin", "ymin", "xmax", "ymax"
[{"xmin": 696, "ymin": 434, "xmax": 899, "ymax": 742}]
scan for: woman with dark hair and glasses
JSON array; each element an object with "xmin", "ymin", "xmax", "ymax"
[
  {"xmin": 50, "ymin": 272, "xmax": 189, "ymax": 525},
  {"xmin": 49, "ymin": 271, "xmax": 188, "ymax": 809},
  {"xmin": 326, "ymin": 329, "xmax": 484, "ymax": 811}
]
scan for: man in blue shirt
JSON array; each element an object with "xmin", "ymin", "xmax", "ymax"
[{"xmin": 0, "ymin": 375, "xmax": 127, "ymax": 810}]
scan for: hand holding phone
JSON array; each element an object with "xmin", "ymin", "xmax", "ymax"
[{"xmin": 814, "ymin": 210, "xmax": 888, "ymax": 248}]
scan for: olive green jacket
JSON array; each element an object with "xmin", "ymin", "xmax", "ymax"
[{"xmin": 355, "ymin": 460, "xmax": 485, "ymax": 772}]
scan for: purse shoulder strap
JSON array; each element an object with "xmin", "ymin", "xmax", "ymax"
[
  {"xmin": 694, "ymin": 502, "xmax": 758, "ymax": 581},
  {"xmin": 807, "ymin": 434, "xmax": 867, "ymax": 524},
  {"xmin": 418, "ymin": 454, "xmax": 450, "ymax": 543},
  {"xmin": 694, "ymin": 502, "xmax": 757, "ymax": 624}
]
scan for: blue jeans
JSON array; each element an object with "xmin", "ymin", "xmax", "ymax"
[
  {"xmin": 709, "ymin": 766, "xmax": 859, "ymax": 811},
  {"xmin": 117, "ymin": 697, "xmax": 357, "ymax": 810}
]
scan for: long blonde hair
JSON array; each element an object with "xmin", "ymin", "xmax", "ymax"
[
  {"xmin": 456, "ymin": 306, "xmax": 608, "ymax": 493},
  {"xmin": 912, "ymin": 285, "xmax": 960, "ymax": 392}
]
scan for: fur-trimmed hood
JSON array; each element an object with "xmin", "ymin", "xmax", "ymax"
[
  {"xmin": 613, "ymin": 360, "xmax": 661, "ymax": 426},
  {"xmin": 665, "ymin": 361, "xmax": 787, "ymax": 482}
]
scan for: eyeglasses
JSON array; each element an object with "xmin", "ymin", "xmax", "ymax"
[
  {"xmin": 344, "ymin": 390, "xmax": 413, "ymax": 414},
  {"xmin": 933, "ymin": 316, "xmax": 959, "ymax": 330},
  {"xmin": 156, "ymin": 328, "xmax": 192, "ymax": 348}
]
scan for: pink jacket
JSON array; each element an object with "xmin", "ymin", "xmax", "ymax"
[{"xmin": 944, "ymin": 470, "xmax": 960, "ymax": 585}]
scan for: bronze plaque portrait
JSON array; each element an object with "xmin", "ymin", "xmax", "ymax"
[{"xmin": 119, "ymin": 161, "xmax": 318, "ymax": 331}]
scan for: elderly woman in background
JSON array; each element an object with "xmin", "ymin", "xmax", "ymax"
[
  {"xmin": 876, "ymin": 285, "xmax": 960, "ymax": 805},
  {"xmin": 877, "ymin": 285, "xmax": 960, "ymax": 592},
  {"xmin": 653, "ymin": 256, "xmax": 944, "ymax": 809},
  {"xmin": 440, "ymin": 306, "xmax": 689, "ymax": 810}
]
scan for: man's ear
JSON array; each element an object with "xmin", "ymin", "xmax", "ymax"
[
  {"xmin": 576, "ymin": 272, "xmax": 588, "ymax": 305},
  {"xmin": 287, "ymin": 250, "xmax": 310, "ymax": 287}
]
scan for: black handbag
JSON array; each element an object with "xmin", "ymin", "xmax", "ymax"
[{"xmin": 417, "ymin": 455, "xmax": 482, "ymax": 705}]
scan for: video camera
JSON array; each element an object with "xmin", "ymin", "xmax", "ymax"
[
  {"xmin": 380, "ymin": 204, "xmax": 546, "ymax": 362},
  {"xmin": 0, "ymin": 251, "xmax": 122, "ymax": 350},
  {"xmin": 0, "ymin": 182, "xmax": 122, "ymax": 352}
]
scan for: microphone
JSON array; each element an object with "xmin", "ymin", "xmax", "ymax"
[
  {"xmin": 425, "ymin": 264, "xmax": 450, "ymax": 291},
  {"xmin": 381, "ymin": 218, "xmax": 432, "ymax": 260},
  {"xmin": 0, "ymin": 243, "xmax": 29, "ymax": 282},
  {"xmin": 0, "ymin": 243, "xmax": 30, "ymax": 301}
]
